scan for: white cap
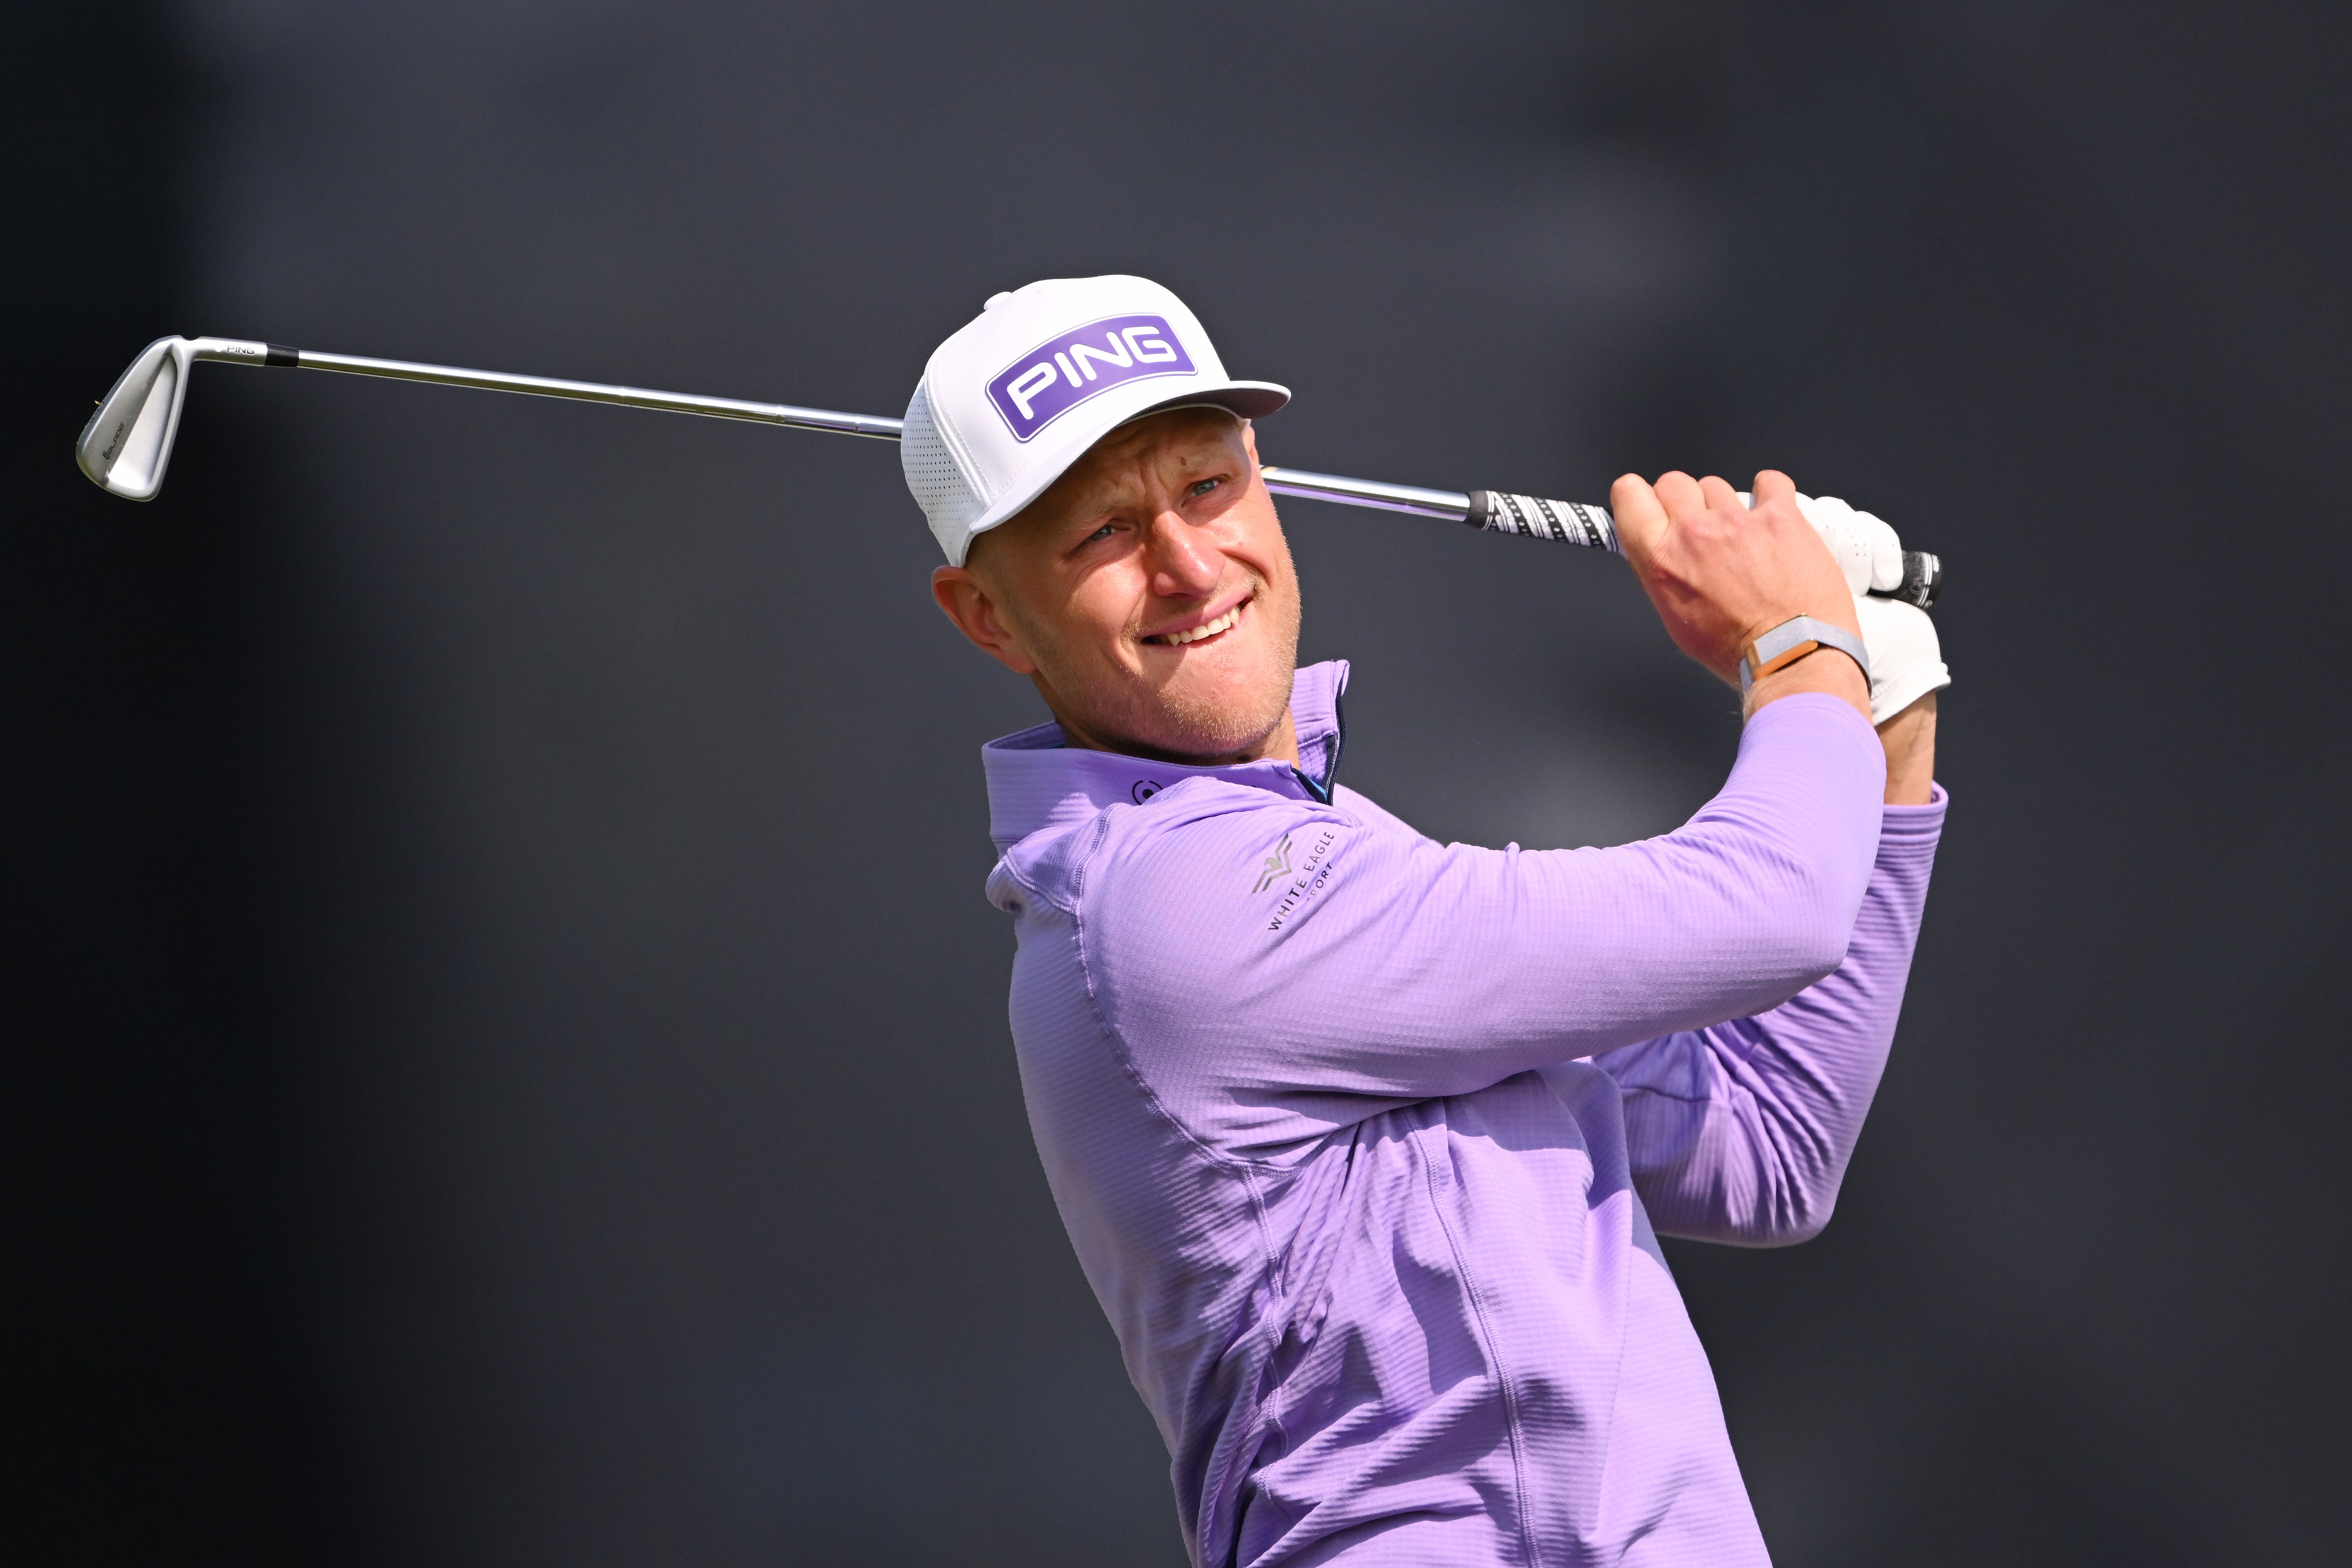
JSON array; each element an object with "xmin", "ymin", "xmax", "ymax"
[{"xmin": 902, "ymin": 275, "xmax": 1290, "ymax": 565}]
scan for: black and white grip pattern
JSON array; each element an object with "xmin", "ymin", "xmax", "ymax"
[{"xmin": 1465, "ymin": 490, "xmax": 1620, "ymax": 553}]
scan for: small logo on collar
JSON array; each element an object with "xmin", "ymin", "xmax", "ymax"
[
  {"xmin": 1252, "ymin": 832, "xmax": 1293, "ymax": 893},
  {"xmin": 1131, "ymin": 780, "xmax": 1163, "ymax": 805}
]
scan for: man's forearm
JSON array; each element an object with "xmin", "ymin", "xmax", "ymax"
[
  {"xmin": 1602, "ymin": 785, "xmax": 1947, "ymax": 1243},
  {"xmin": 1879, "ymin": 690, "xmax": 1937, "ymax": 805}
]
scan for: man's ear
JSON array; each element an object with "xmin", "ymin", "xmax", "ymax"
[{"xmin": 931, "ymin": 564, "xmax": 1040, "ymax": 676}]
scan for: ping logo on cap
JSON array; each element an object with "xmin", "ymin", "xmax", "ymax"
[{"xmin": 986, "ymin": 314, "xmax": 1197, "ymax": 442}]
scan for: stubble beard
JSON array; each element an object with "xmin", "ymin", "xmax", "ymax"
[{"xmin": 1029, "ymin": 578, "xmax": 1304, "ymax": 764}]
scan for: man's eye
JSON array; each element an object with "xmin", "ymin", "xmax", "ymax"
[
  {"xmin": 1188, "ymin": 477, "xmax": 1222, "ymax": 498},
  {"xmin": 1083, "ymin": 522, "xmax": 1118, "ymax": 544}
]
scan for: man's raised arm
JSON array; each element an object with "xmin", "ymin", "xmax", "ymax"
[
  {"xmin": 1595, "ymin": 694, "xmax": 1945, "ymax": 1244},
  {"xmin": 1078, "ymin": 689, "xmax": 1886, "ymax": 1143},
  {"xmin": 1068, "ymin": 470, "xmax": 1909, "ymax": 1146}
]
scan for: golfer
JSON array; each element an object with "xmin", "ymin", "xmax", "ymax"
[{"xmin": 909, "ymin": 276, "xmax": 1948, "ymax": 1568}]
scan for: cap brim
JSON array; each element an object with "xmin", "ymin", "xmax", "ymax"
[
  {"xmin": 961, "ymin": 379, "xmax": 1292, "ymax": 548},
  {"xmin": 1122, "ymin": 381, "xmax": 1291, "ymax": 425}
]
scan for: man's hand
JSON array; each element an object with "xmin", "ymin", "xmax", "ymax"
[
  {"xmin": 1852, "ymin": 593, "xmax": 1950, "ymax": 727},
  {"xmin": 1611, "ymin": 469, "xmax": 1870, "ymax": 722}
]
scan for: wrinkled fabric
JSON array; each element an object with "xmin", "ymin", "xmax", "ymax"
[{"xmin": 982, "ymin": 661, "xmax": 1945, "ymax": 1567}]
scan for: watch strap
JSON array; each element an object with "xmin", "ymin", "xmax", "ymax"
[{"xmin": 1739, "ymin": 615, "xmax": 1871, "ymax": 694}]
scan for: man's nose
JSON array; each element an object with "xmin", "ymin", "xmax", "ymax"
[{"xmin": 1143, "ymin": 509, "xmax": 1223, "ymax": 599}]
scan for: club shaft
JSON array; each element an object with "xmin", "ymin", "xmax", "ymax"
[
  {"xmin": 298, "ymin": 351, "xmax": 1475, "ymax": 517},
  {"xmin": 193, "ymin": 341, "xmax": 1790, "ymax": 564},
  {"xmin": 199, "ymin": 340, "xmax": 1486, "ymax": 515},
  {"xmin": 1254, "ymin": 468, "xmax": 1470, "ymax": 520}
]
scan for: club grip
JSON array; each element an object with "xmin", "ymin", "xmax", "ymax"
[
  {"xmin": 1466, "ymin": 490, "xmax": 1942, "ymax": 608},
  {"xmin": 1464, "ymin": 490, "xmax": 1620, "ymax": 552},
  {"xmin": 1876, "ymin": 551, "xmax": 1941, "ymax": 608}
]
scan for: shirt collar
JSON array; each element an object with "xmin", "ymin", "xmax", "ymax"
[{"xmin": 981, "ymin": 659, "xmax": 1350, "ymax": 853}]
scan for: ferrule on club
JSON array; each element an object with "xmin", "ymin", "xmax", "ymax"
[{"xmin": 190, "ymin": 336, "xmax": 291, "ymax": 366}]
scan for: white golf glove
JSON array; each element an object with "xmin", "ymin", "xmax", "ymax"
[
  {"xmin": 1795, "ymin": 492, "xmax": 1908, "ymax": 597},
  {"xmin": 1790, "ymin": 492, "xmax": 1949, "ymax": 725},
  {"xmin": 1852, "ymin": 592, "xmax": 1949, "ymax": 725}
]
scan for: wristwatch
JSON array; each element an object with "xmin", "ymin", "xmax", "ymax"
[{"xmin": 1739, "ymin": 615, "xmax": 1871, "ymax": 695}]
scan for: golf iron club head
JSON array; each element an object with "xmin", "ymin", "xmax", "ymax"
[{"xmin": 78, "ymin": 335, "xmax": 279, "ymax": 500}]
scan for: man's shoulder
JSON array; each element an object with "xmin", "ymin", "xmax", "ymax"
[
  {"xmin": 1329, "ymin": 782, "xmax": 1424, "ymax": 841},
  {"xmin": 995, "ymin": 779, "xmax": 1351, "ymax": 912},
  {"xmin": 1096, "ymin": 779, "xmax": 1351, "ymax": 905},
  {"xmin": 1088, "ymin": 781, "xmax": 1420, "ymax": 989}
]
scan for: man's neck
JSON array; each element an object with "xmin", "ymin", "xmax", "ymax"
[{"xmin": 1047, "ymin": 701, "xmax": 1302, "ymax": 770}]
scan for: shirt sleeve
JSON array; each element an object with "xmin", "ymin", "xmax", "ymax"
[
  {"xmin": 1594, "ymin": 786, "xmax": 1946, "ymax": 1245},
  {"xmin": 1077, "ymin": 694, "xmax": 1891, "ymax": 1154}
]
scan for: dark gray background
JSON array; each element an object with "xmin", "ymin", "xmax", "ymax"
[{"xmin": 12, "ymin": 2, "xmax": 2348, "ymax": 1564}]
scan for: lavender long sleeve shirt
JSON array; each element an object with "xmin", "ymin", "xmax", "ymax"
[{"xmin": 981, "ymin": 661, "xmax": 1945, "ymax": 1567}]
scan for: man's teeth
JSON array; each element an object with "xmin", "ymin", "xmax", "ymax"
[{"xmin": 1161, "ymin": 604, "xmax": 1243, "ymax": 645}]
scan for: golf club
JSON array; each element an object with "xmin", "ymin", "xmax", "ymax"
[{"xmin": 76, "ymin": 335, "xmax": 1942, "ymax": 607}]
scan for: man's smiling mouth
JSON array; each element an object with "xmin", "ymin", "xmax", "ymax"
[{"xmin": 1145, "ymin": 595, "xmax": 1251, "ymax": 648}]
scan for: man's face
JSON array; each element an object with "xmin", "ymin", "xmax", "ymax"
[{"xmin": 930, "ymin": 407, "xmax": 1303, "ymax": 764}]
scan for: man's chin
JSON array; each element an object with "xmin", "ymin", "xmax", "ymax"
[
  {"xmin": 1092, "ymin": 681, "xmax": 1294, "ymax": 765},
  {"xmin": 1144, "ymin": 725, "xmax": 1282, "ymax": 766},
  {"xmin": 1035, "ymin": 627, "xmax": 1300, "ymax": 764}
]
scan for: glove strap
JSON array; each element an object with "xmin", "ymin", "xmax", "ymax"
[{"xmin": 1739, "ymin": 615, "xmax": 1872, "ymax": 694}]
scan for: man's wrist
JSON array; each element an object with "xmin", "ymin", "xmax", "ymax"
[
  {"xmin": 1739, "ymin": 614, "xmax": 1870, "ymax": 694},
  {"xmin": 1877, "ymin": 689, "xmax": 1937, "ymax": 804},
  {"xmin": 1742, "ymin": 644, "xmax": 1873, "ymax": 723}
]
